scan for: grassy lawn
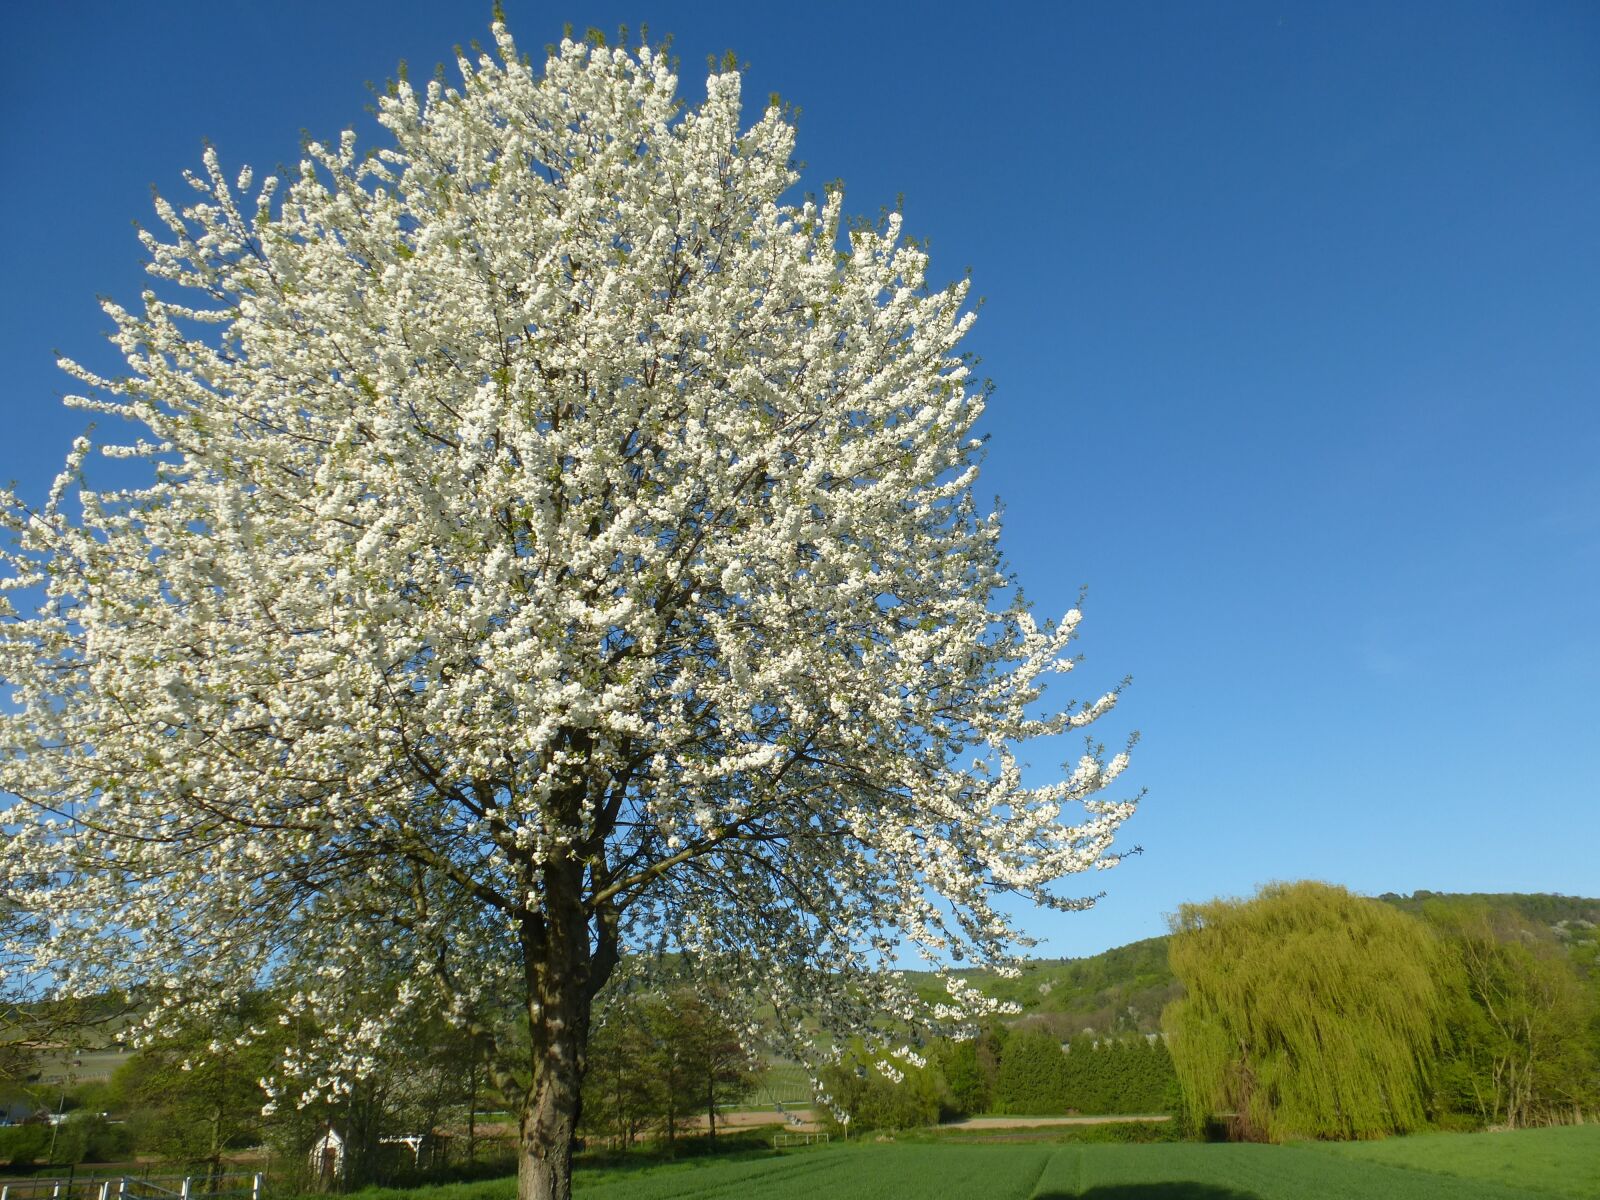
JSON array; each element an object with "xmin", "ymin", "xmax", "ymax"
[
  {"xmin": 1310, "ymin": 1126, "xmax": 1600, "ymax": 1199},
  {"xmin": 577, "ymin": 1145, "xmax": 1055, "ymax": 1200},
  {"xmin": 322, "ymin": 1127, "xmax": 1599, "ymax": 1200},
  {"xmin": 1036, "ymin": 1141, "xmax": 1569, "ymax": 1199}
]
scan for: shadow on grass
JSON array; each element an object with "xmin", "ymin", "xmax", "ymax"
[{"xmin": 1036, "ymin": 1187, "xmax": 1263, "ymax": 1200}]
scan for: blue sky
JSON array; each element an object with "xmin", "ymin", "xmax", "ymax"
[{"xmin": 3, "ymin": 2, "xmax": 1596, "ymax": 958}]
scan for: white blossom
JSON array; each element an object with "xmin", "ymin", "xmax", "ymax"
[{"xmin": 0, "ymin": 24, "xmax": 1136, "ymax": 1200}]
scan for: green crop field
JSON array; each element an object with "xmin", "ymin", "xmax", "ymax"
[
  {"xmin": 1311, "ymin": 1126, "xmax": 1600, "ymax": 1199},
  {"xmin": 331, "ymin": 1126, "xmax": 1599, "ymax": 1200},
  {"xmin": 569, "ymin": 1127, "xmax": 1600, "ymax": 1200}
]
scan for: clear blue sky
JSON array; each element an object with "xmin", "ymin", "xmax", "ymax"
[{"xmin": 3, "ymin": 2, "xmax": 1596, "ymax": 957}]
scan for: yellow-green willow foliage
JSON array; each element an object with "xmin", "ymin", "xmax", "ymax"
[{"xmin": 1162, "ymin": 882, "xmax": 1445, "ymax": 1142}]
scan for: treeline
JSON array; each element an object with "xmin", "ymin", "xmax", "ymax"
[
  {"xmin": 1428, "ymin": 898, "xmax": 1598, "ymax": 1128},
  {"xmin": 579, "ymin": 986, "xmax": 759, "ymax": 1150},
  {"xmin": 816, "ymin": 1027, "xmax": 1179, "ymax": 1134},
  {"xmin": 993, "ymin": 1031, "xmax": 1178, "ymax": 1116},
  {"xmin": 0, "ymin": 1118, "xmax": 135, "ymax": 1171},
  {"xmin": 1379, "ymin": 891, "xmax": 1600, "ymax": 928},
  {"xmin": 0, "ymin": 994, "xmax": 496, "ymax": 1186},
  {"xmin": 0, "ymin": 983, "xmax": 756, "ymax": 1186},
  {"xmin": 906, "ymin": 891, "xmax": 1599, "ymax": 1042},
  {"xmin": 4, "ymin": 886, "xmax": 1593, "ymax": 1170},
  {"xmin": 814, "ymin": 886, "xmax": 1599, "ymax": 1142},
  {"xmin": 1165, "ymin": 882, "xmax": 1600, "ymax": 1142}
]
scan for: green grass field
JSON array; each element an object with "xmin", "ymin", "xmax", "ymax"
[
  {"xmin": 572, "ymin": 1135, "xmax": 1600, "ymax": 1199},
  {"xmin": 1312, "ymin": 1126, "xmax": 1600, "ymax": 1199},
  {"xmin": 330, "ymin": 1126, "xmax": 1599, "ymax": 1200}
]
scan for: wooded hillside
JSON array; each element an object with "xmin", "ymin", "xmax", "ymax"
[{"xmin": 907, "ymin": 890, "xmax": 1598, "ymax": 1039}]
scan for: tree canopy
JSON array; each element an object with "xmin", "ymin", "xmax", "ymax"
[
  {"xmin": 1163, "ymin": 881, "xmax": 1444, "ymax": 1141},
  {"xmin": 1423, "ymin": 900, "xmax": 1599, "ymax": 1128},
  {"xmin": 0, "ymin": 22, "xmax": 1135, "ymax": 1200}
]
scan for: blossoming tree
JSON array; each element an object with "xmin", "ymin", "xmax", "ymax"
[{"xmin": 0, "ymin": 25, "xmax": 1136, "ymax": 1200}]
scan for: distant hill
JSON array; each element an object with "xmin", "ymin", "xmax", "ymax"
[
  {"xmin": 906, "ymin": 891, "xmax": 1600, "ymax": 1039},
  {"xmin": 16, "ymin": 891, "xmax": 1597, "ymax": 1085},
  {"xmin": 1375, "ymin": 890, "xmax": 1600, "ymax": 930},
  {"xmin": 903, "ymin": 936, "xmax": 1178, "ymax": 1038}
]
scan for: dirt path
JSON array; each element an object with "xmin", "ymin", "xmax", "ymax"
[
  {"xmin": 941, "ymin": 1114, "xmax": 1171, "ymax": 1129},
  {"xmin": 688, "ymin": 1111, "xmax": 1171, "ymax": 1133}
]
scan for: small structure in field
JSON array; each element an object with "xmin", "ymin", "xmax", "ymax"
[{"xmin": 309, "ymin": 1127, "xmax": 344, "ymax": 1183}]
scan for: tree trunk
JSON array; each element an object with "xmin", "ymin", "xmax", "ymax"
[
  {"xmin": 664, "ymin": 1077, "xmax": 677, "ymax": 1151},
  {"xmin": 707, "ymin": 1073, "xmax": 716, "ymax": 1143},
  {"xmin": 467, "ymin": 1057, "xmax": 478, "ymax": 1164},
  {"xmin": 514, "ymin": 847, "xmax": 616, "ymax": 1200},
  {"xmin": 519, "ymin": 1064, "xmax": 581, "ymax": 1200},
  {"xmin": 208, "ymin": 1104, "xmax": 225, "ymax": 1191},
  {"xmin": 517, "ymin": 955, "xmax": 590, "ymax": 1200}
]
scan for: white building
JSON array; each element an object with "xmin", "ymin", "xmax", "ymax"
[{"xmin": 309, "ymin": 1127, "xmax": 345, "ymax": 1181}]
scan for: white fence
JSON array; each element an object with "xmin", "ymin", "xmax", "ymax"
[
  {"xmin": 771, "ymin": 1131, "xmax": 829, "ymax": 1148},
  {"xmin": 0, "ymin": 1175, "xmax": 262, "ymax": 1200}
]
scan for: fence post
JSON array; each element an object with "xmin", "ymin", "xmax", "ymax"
[
  {"xmin": 117, "ymin": 1178, "xmax": 126, "ymax": 1200},
  {"xmin": 97, "ymin": 1184, "xmax": 109, "ymax": 1200},
  {"xmin": 179, "ymin": 1180, "xmax": 190, "ymax": 1200},
  {"xmin": 251, "ymin": 1176, "xmax": 261, "ymax": 1200}
]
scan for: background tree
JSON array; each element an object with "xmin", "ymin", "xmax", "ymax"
[
  {"xmin": 0, "ymin": 900, "xmax": 37, "ymax": 1087},
  {"xmin": 0, "ymin": 901, "xmax": 121, "ymax": 1095},
  {"xmin": 580, "ymin": 982, "xmax": 756, "ymax": 1151},
  {"xmin": 640, "ymin": 993, "xmax": 692, "ymax": 1150},
  {"xmin": 0, "ymin": 21, "xmax": 1136, "ymax": 1200},
  {"xmin": 994, "ymin": 1027, "xmax": 1073, "ymax": 1115},
  {"xmin": 580, "ymin": 999, "xmax": 660, "ymax": 1153},
  {"xmin": 1423, "ymin": 901, "xmax": 1599, "ymax": 1127},
  {"xmin": 928, "ymin": 1035, "xmax": 991, "ymax": 1116},
  {"xmin": 649, "ymin": 988, "xmax": 757, "ymax": 1144},
  {"xmin": 109, "ymin": 999, "xmax": 283, "ymax": 1180},
  {"xmin": 1162, "ymin": 881, "xmax": 1445, "ymax": 1142},
  {"xmin": 816, "ymin": 1041, "xmax": 947, "ymax": 1135}
]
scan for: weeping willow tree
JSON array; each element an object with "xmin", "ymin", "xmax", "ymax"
[{"xmin": 1162, "ymin": 881, "xmax": 1445, "ymax": 1141}]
